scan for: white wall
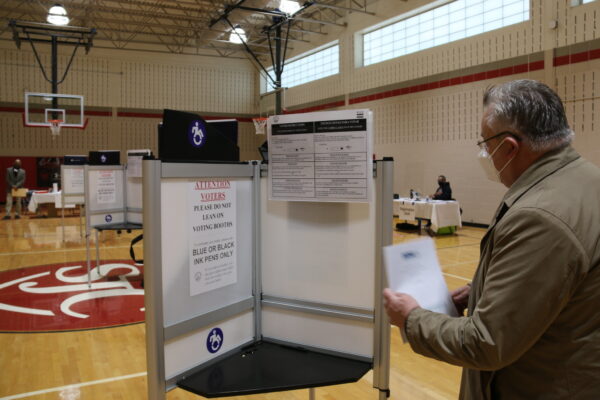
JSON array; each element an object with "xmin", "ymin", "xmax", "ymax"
[
  {"xmin": 0, "ymin": 42, "xmax": 263, "ymax": 160},
  {"xmin": 263, "ymin": 0, "xmax": 600, "ymax": 224}
]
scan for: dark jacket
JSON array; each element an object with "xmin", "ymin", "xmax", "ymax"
[
  {"xmin": 433, "ymin": 181, "xmax": 452, "ymax": 200},
  {"xmin": 6, "ymin": 167, "xmax": 26, "ymax": 189}
]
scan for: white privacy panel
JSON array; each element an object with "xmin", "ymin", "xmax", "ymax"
[
  {"xmin": 260, "ymin": 178, "xmax": 376, "ymax": 310},
  {"xmin": 126, "ymin": 177, "xmax": 143, "ymax": 224},
  {"xmin": 262, "ymin": 307, "xmax": 374, "ymax": 359},
  {"xmin": 164, "ymin": 311, "xmax": 254, "ymax": 380},
  {"xmin": 61, "ymin": 166, "xmax": 85, "ymax": 204},
  {"xmin": 160, "ymin": 178, "xmax": 254, "ymax": 327},
  {"xmin": 86, "ymin": 168, "xmax": 125, "ymax": 212},
  {"xmin": 127, "ymin": 178, "xmax": 143, "ymax": 206}
]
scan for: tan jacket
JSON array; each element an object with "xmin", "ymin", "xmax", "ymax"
[{"xmin": 405, "ymin": 145, "xmax": 600, "ymax": 399}]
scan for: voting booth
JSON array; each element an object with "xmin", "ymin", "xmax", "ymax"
[
  {"xmin": 60, "ymin": 163, "xmax": 86, "ymax": 240},
  {"xmin": 143, "ymin": 157, "xmax": 393, "ymax": 399},
  {"xmin": 83, "ymin": 151, "xmax": 148, "ymax": 285}
]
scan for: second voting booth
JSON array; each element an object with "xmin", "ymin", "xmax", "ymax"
[
  {"xmin": 143, "ymin": 110, "xmax": 394, "ymax": 399},
  {"xmin": 83, "ymin": 151, "xmax": 148, "ymax": 284}
]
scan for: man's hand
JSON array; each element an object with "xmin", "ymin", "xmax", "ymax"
[
  {"xmin": 383, "ymin": 288, "xmax": 420, "ymax": 329},
  {"xmin": 450, "ymin": 284, "xmax": 471, "ymax": 315}
]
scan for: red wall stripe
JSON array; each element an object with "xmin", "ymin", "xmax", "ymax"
[
  {"xmin": 349, "ymin": 60, "xmax": 545, "ymax": 105},
  {"xmin": 553, "ymin": 48, "xmax": 600, "ymax": 67},
  {"xmin": 0, "ymin": 106, "xmax": 111, "ymax": 117},
  {"xmin": 1, "ymin": 46, "xmax": 597, "ymax": 119}
]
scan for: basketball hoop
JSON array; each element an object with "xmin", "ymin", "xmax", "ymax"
[
  {"xmin": 252, "ymin": 117, "xmax": 268, "ymax": 135},
  {"xmin": 49, "ymin": 119, "xmax": 62, "ymax": 138}
]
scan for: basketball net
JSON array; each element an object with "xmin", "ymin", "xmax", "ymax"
[
  {"xmin": 253, "ymin": 117, "xmax": 267, "ymax": 135},
  {"xmin": 49, "ymin": 119, "xmax": 62, "ymax": 138}
]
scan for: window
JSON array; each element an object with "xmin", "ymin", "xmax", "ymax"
[
  {"xmin": 260, "ymin": 42, "xmax": 339, "ymax": 93},
  {"xmin": 361, "ymin": 0, "xmax": 529, "ymax": 67},
  {"xmin": 571, "ymin": 0, "xmax": 597, "ymax": 5}
]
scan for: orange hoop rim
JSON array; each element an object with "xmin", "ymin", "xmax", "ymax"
[
  {"xmin": 252, "ymin": 117, "xmax": 268, "ymax": 121},
  {"xmin": 48, "ymin": 119, "xmax": 64, "ymax": 125}
]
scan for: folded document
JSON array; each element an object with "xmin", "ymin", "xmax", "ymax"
[{"xmin": 383, "ymin": 237, "xmax": 458, "ymax": 318}]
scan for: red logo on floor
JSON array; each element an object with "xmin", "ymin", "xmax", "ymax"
[{"xmin": 0, "ymin": 261, "xmax": 144, "ymax": 332}]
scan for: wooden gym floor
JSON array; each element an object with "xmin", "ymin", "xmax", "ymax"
[{"xmin": 0, "ymin": 215, "xmax": 485, "ymax": 400}]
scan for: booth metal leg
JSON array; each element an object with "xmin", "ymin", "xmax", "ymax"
[
  {"xmin": 61, "ymin": 204, "xmax": 65, "ymax": 243},
  {"xmin": 79, "ymin": 206, "xmax": 84, "ymax": 239},
  {"xmin": 309, "ymin": 388, "xmax": 316, "ymax": 400},
  {"xmin": 95, "ymin": 229, "xmax": 102, "ymax": 276},
  {"xmin": 85, "ymin": 231, "xmax": 91, "ymax": 288}
]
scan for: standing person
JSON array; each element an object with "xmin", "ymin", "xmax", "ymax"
[
  {"xmin": 431, "ymin": 175, "xmax": 452, "ymax": 200},
  {"xmin": 4, "ymin": 159, "xmax": 26, "ymax": 220},
  {"xmin": 384, "ymin": 80, "xmax": 600, "ymax": 399}
]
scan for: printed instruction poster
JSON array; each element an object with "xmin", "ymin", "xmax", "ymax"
[
  {"xmin": 188, "ymin": 179, "xmax": 237, "ymax": 296},
  {"xmin": 268, "ymin": 109, "xmax": 373, "ymax": 202},
  {"xmin": 96, "ymin": 170, "xmax": 117, "ymax": 204},
  {"xmin": 64, "ymin": 167, "xmax": 84, "ymax": 194}
]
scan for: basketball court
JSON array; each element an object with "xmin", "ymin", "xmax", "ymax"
[
  {"xmin": 1, "ymin": 0, "xmax": 599, "ymax": 399},
  {"xmin": 0, "ymin": 216, "xmax": 484, "ymax": 399}
]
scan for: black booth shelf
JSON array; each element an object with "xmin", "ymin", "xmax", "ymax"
[
  {"xmin": 94, "ymin": 222, "xmax": 143, "ymax": 233},
  {"xmin": 177, "ymin": 340, "xmax": 372, "ymax": 398}
]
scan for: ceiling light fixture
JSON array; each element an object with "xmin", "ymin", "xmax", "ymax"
[
  {"xmin": 47, "ymin": 4, "xmax": 70, "ymax": 26},
  {"xmin": 279, "ymin": 0, "xmax": 301, "ymax": 15},
  {"xmin": 229, "ymin": 26, "xmax": 247, "ymax": 43}
]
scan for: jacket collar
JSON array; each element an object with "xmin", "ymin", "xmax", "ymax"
[
  {"xmin": 483, "ymin": 146, "xmax": 580, "ymax": 240},
  {"xmin": 502, "ymin": 145, "xmax": 580, "ymax": 208}
]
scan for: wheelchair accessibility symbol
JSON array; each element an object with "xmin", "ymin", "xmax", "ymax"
[
  {"xmin": 206, "ymin": 327, "xmax": 224, "ymax": 354},
  {"xmin": 188, "ymin": 120, "xmax": 206, "ymax": 148}
]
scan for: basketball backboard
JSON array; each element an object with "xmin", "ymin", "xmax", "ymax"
[{"xmin": 24, "ymin": 92, "xmax": 85, "ymax": 128}]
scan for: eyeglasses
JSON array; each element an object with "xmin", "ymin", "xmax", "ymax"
[{"xmin": 476, "ymin": 131, "xmax": 521, "ymax": 151}]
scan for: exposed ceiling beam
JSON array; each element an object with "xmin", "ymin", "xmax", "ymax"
[
  {"xmin": 311, "ymin": 1, "xmax": 375, "ymax": 15},
  {"xmin": 293, "ymin": 16, "xmax": 346, "ymax": 27}
]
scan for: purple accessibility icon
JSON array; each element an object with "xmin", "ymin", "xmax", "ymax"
[
  {"xmin": 188, "ymin": 120, "xmax": 207, "ymax": 148},
  {"xmin": 206, "ymin": 327, "xmax": 224, "ymax": 353}
]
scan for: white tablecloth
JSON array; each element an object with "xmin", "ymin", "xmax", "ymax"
[
  {"xmin": 393, "ymin": 198, "xmax": 462, "ymax": 231},
  {"xmin": 28, "ymin": 191, "xmax": 62, "ymax": 213}
]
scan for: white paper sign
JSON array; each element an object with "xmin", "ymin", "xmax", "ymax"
[
  {"xmin": 268, "ymin": 109, "xmax": 373, "ymax": 203},
  {"xmin": 383, "ymin": 238, "xmax": 458, "ymax": 318},
  {"xmin": 126, "ymin": 149, "xmax": 151, "ymax": 178},
  {"xmin": 188, "ymin": 179, "xmax": 237, "ymax": 296},
  {"xmin": 64, "ymin": 168, "xmax": 84, "ymax": 194},
  {"xmin": 394, "ymin": 200, "xmax": 416, "ymax": 220},
  {"xmin": 96, "ymin": 170, "xmax": 117, "ymax": 204}
]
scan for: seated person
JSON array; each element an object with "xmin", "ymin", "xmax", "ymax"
[{"xmin": 431, "ymin": 175, "xmax": 452, "ymax": 200}]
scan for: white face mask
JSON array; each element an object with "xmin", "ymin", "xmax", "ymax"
[{"xmin": 477, "ymin": 139, "xmax": 513, "ymax": 183}]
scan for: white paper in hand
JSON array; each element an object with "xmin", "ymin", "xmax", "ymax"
[{"xmin": 383, "ymin": 237, "xmax": 458, "ymax": 318}]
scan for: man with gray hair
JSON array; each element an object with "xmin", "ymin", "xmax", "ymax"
[{"xmin": 384, "ymin": 79, "xmax": 600, "ymax": 399}]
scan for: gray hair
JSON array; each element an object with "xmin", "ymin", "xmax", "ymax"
[{"xmin": 483, "ymin": 80, "xmax": 574, "ymax": 152}]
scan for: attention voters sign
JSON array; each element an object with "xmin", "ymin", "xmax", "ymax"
[{"xmin": 188, "ymin": 179, "xmax": 237, "ymax": 296}]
